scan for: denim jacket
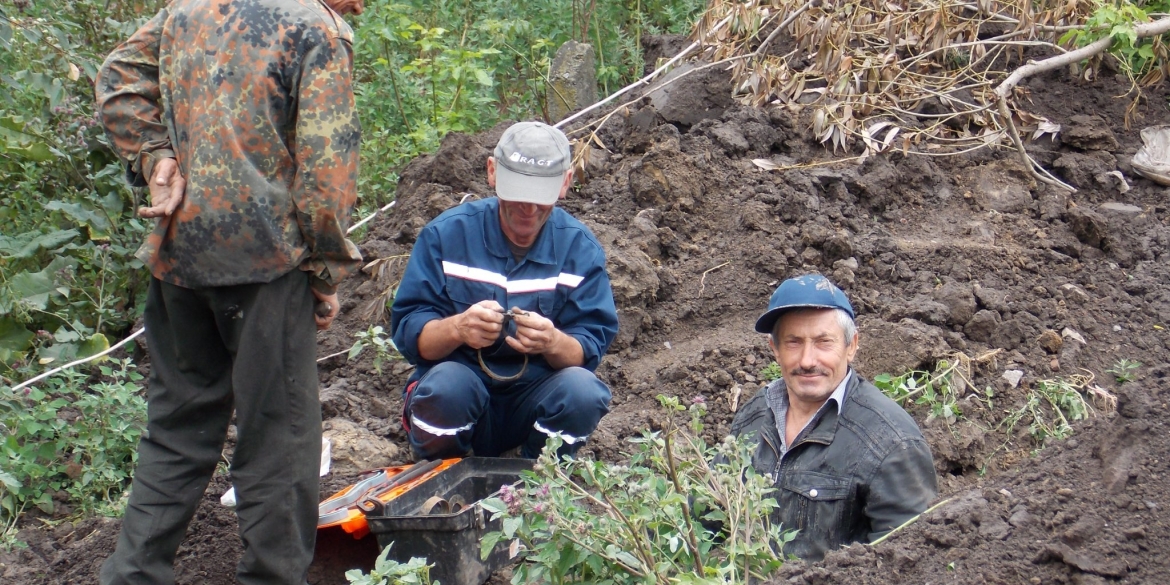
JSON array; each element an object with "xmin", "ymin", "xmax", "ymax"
[{"xmin": 729, "ymin": 373, "xmax": 938, "ymax": 560}]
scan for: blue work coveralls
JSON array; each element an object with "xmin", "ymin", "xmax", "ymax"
[{"xmin": 391, "ymin": 198, "xmax": 618, "ymax": 459}]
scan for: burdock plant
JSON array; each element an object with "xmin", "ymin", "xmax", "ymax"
[{"xmin": 481, "ymin": 395, "xmax": 793, "ymax": 584}]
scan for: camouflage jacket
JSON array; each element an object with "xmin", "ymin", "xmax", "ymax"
[{"xmin": 95, "ymin": 0, "xmax": 362, "ymax": 293}]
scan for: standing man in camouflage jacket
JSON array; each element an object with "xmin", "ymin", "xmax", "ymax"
[{"xmin": 95, "ymin": 0, "xmax": 364, "ymax": 582}]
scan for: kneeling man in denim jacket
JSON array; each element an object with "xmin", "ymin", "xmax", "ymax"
[{"xmin": 730, "ymin": 273, "xmax": 938, "ymax": 560}]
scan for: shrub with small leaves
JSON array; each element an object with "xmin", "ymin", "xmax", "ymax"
[
  {"xmin": 1, "ymin": 358, "xmax": 146, "ymax": 546},
  {"xmin": 874, "ymin": 360, "xmax": 963, "ymax": 424},
  {"xmin": 348, "ymin": 325, "xmax": 401, "ymax": 374},
  {"xmin": 480, "ymin": 395, "xmax": 793, "ymax": 584}
]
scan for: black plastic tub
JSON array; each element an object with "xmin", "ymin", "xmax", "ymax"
[{"xmin": 364, "ymin": 457, "xmax": 533, "ymax": 585}]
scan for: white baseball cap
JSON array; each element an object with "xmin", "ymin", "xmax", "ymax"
[{"xmin": 493, "ymin": 122, "xmax": 572, "ymax": 205}]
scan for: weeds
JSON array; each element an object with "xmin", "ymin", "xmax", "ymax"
[
  {"xmin": 1, "ymin": 3, "xmax": 152, "ymax": 375},
  {"xmin": 758, "ymin": 361, "xmax": 782, "ymax": 383},
  {"xmin": 480, "ymin": 395, "xmax": 791, "ymax": 584},
  {"xmin": 982, "ymin": 372, "xmax": 1116, "ymax": 472},
  {"xmin": 1, "ymin": 358, "xmax": 146, "ymax": 545},
  {"xmin": 874, "ymin": 358, "xmax": 967, "ymax": 425},
  {"xmin": 1107, "ymin": 359, "xmax": 1142, "ymax": 384},
  {"xmin": 345, "ymin": 542, "xmax": 435, "ymax": 585},
  {"xmin": 351, "ymin": 0, "xmax": 705, "ymax": 214},
  {"xmin": 347, "ymin": 326, "xmax": 400, "ymax": 374}
]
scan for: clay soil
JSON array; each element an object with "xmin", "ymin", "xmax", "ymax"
[{"xmin": 4, "ymin": 41, "xmax": 1170, "ymax": 585}]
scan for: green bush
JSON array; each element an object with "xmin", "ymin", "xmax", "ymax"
[
  {"xmin": 1, "ymin": 358, "xmax": 147, "ymax": 545},
  {"xmin": 480, "ymin": 395, "xmax": 792, "ymax": 584},
  {"xmin": 0, "ymin": 2, "xmax": 157, "ymax": 377},
  {"xmin": 345, "ymin": 543, "xmax": 436, "ymax": 585},
  {"xmin": 1, "ymin": 0, "xmax": 708, "ymax": 373}
]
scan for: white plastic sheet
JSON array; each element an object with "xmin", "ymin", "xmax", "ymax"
[
  {"xmin": 220, "ymin": 437, "xmax": 332, "ymax": 507},
  {"xmin": 1131, "ymin": 125, "xmax": 1170, "ymax": 186}
]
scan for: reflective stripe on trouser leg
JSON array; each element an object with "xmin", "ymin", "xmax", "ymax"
[
  {"xmin": 520, "ymin": 367, "xmax": 612, "ymax": 458},
  {"xmin": 406, "ymin": 362, "xmax": 490, "ymax": 460}
]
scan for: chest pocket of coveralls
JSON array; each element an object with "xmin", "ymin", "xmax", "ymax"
[
  {"xmin": 778, "ymin": 470, "xmax": 853, "ymax": 539},
  {"xmin": 535, "ymin": 289, "xmax": 565, "ymax": 320},
  {"xmin": 445, "ymin": 278, "xmax": 498, "ymax": 313}
]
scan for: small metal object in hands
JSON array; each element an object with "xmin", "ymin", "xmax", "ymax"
[
  {"xmin": 315, "ymin": 302, "xmax": 333, "ymax": 318},
  {"xmin": 477, "ymin": 309, "xmax": 530, "ymax": 382}
]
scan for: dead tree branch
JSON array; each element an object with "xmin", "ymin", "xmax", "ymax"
[{"xmin": 994, "ymin": 16, "xmax": 1170, "ymax": 190}]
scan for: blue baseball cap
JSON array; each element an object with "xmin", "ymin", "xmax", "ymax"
[{"xmin": 754, "ymin": 274, "xmax": 855, "ymax": 334}]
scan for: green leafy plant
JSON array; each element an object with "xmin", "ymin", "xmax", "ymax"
[
  {"xmin": 758, "ymin": 361, "xmax": 782, "ymax": 383},
  {"xmin": 874, "ymin": 358, "xmax": 967, "ymax": 424},
  {"xmin": 345, "ymin": 542, "xmax": 436, "ymax": 585},
  {"xmin": 1106, "ymin": 358, "xmax": 1142, "ymax": 384},
  {"xmin": 480, "ymin": 395, "xmax": 792, "ymax": 584},
  {"xmin": 981, "ymin": 372, "xmax": 1115, "ymax": 472},
  {"xmin": 1060, "ymin": 0, "xmax": 1169, "ymax": 79},
  {"xmin": 1026, "ymin": 377, "xmax": 1095, "ymax": 443},
  {"xmin": 1, "ymin": 3, "xmax": 153, "ymax": 376},
  {"xmin": 1, "ymin": 358, "xmax": 146, "ymax": 544},
  {"xmin": 347, "ymin": 325, "xmax": 400, "ymax": 374}
]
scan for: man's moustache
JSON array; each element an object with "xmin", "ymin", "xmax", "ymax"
[{"xmin": 792, "ymin": 367, "xmax": 829, "ymax": 376}]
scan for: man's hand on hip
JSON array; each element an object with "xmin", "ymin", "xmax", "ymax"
[
  {"xmin": 139, "ymin": 157, "xmax": 186, "ymax": 218},
  {"xmin": 312, "ymin": 289, "xmax": 340, "ymax": 330},
  {"xmin": 457, "ymin": 300, "xmax": 506, "ymax": 349}
]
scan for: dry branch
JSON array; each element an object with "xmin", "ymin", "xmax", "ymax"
[
  {"xmin": 995, "ymin": 16, "xmax": 1170, "ymax": 99},
  {"xmin": 994, "ymin": 16, "xmax": 1170, "ymax": 189}
]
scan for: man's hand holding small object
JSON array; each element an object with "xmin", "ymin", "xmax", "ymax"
[{"xmin": 504, "ymin": 308, "xmax": 558, "ymax": 355}]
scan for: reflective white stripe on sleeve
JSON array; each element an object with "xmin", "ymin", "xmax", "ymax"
[
  {"xmin": 534, "ymin": 421, "xmax": 584, "ymax": 445},
  {"xmin": 411, "ymin": 414, "xmax": 474, "ymax": 437},
  {"xmin": 442, "ymin": 261, "xmax": 584, "ymax": 293}
]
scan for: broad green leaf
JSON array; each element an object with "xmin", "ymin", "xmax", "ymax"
[
  {"xmin": 479, "ymin": 531, "xmax": 502, "ymax": 560},
  {"xmin": 0, "ymin": 115, "xmax": 54, "ymax": 161},
  {"xmin": 0, "ymin": 473, "xmax": 19, "ymax": 497},
  {"xmin": 37, "ymin": 341, "xmax": 79, "ymax": 365},
  {"xmin": 0, "ymin": 317, "xmax": 34, "ymax": 352},
  {"xmin": 19, "ymin": 26, "xmax": 42, "ymax": 44},
  {"xmin": 0, "ymin": 225, "xmax": 81, "ymax": 258},
  {"xmin": 502, "ymin": 515, "xmax": 521, "ymax": 538},
  {"xmin": 614, "ymin": 551, "xmax": 642, "ymax": 570},
  {"xmin": 28, "ymin": 73, "xmax": 65, "ymax": 108},
  {"xmin": 8, "ymin": 269, "xmax": 56, "ymax": 310},
  {"xmin": 101, "ymin": 191, "xmax": 125, "ymax": 223},
  {"xmin": 34, "ymin": 491, "xmax": 54, "ymax": 514},
  {"xmin": 44, "ymin": 201, "xmax": 113, "ymax": 240},
  {"xmin": 77, "ymin": 333, "xmax": 111, "ymax": 361},
  {"xmin": 479, "ymin": 496, "xmax": 507, "ymax": 515}
]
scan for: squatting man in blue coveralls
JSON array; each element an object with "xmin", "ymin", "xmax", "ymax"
[
  {"xmin": 728, "ymin": 274, "xmax": 938, "ymax": 560},
  {"xmin": 390, "ymin": 122, "xmax": 618, "ymax": 460}
]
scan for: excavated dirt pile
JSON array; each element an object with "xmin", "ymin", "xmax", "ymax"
[{"xmin": 4, "ymin": 40, "xmax": 1170, "ymax": 585}]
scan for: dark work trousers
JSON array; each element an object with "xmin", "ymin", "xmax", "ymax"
[
  {"xmin": 405, "ymin": 361, "xmax": 611, "ymax": 460},
  {"xmin": 99, "ymin": 270, "xmax": 321, "ymax": 585}
]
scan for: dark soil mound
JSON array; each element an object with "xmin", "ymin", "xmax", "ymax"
[{"xmin": 4, "ymin": 46, "xmax": 1169, "ymax": 585}]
